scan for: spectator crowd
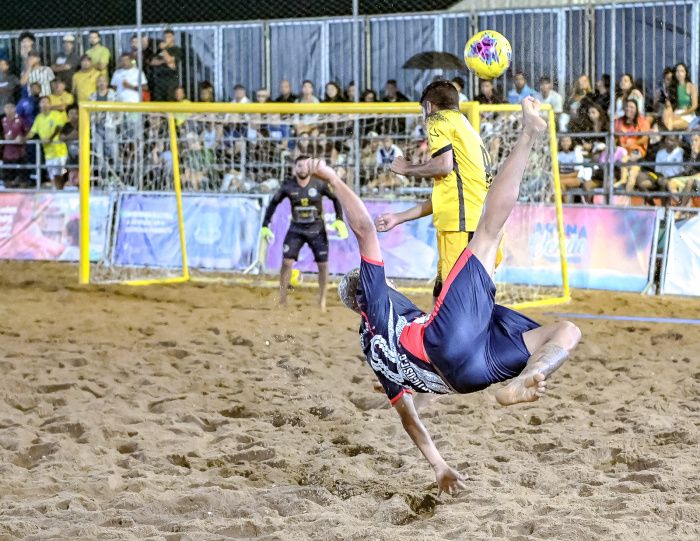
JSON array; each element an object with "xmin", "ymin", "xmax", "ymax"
[{"xmin": 0, "ymin": 28, "xmax": 698, "ymax": 206}]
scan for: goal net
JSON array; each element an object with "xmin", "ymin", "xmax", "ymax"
[{"xmin": 79, "ymin": 101, "xmax": 568, "ymax": 308}]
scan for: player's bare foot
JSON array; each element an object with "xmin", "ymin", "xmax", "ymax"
[
  {"xmin": 319, "ymin": 298, "xmax": 327, "ymax": 313},
  {"xmin": 521, "ymin": 97, "xmax": 547, "ymax": 136},
  {"xmin": 494, "ymin": 372, "xmax": 547, "ymax": 406}
]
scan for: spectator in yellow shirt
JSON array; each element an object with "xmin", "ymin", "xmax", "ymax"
[
  {"xmin": 48, "ymin": 79, "xmax": 74, "ymax": 123},
  {"xmin": 72, "ymin": 56, "xmax": 100, "ymax": 103},
  {"xmin": 86, "ymin": 30, "xmax": 111, "ymax": 78},
  {"xmin": 27, "ymin": 96, "xmax": 68, "ymax": 189}
]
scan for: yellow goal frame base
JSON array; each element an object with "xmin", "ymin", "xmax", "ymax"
[{"xmin": 78, "ymin": 101, "xmax": 569, "ymax": 309}]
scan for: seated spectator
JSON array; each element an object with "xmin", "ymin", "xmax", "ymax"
[
  {"xmin": 535, "ymin": 76, "xmax": 563, "ymax": 113},
  {"xmin": 558, "ymin": 135, "xmax": 590, "ymax": 191},
  {"xmin": 296, "ymin": 80, "xmax": 319, "ymax": 104},
  {"xmin": 16, "ymin": 82, "xmax": 40, "ymax": 126},
  {"xmin": 274, "ymin": 79, "xmax": 296, "ymax": 103},
  {"xmin": 593, "ymin": 74, "xmax": 611, "ymax": 113},
  {"xmin": 664, "ymin": 131, "xmax": 700, "ymax": 205},
  {"xmin": 345, "ymin": 81, "xmax": 356, "ymax": 102},
  {"xmin": 58, "ymin": 104, "xmax": 79, "ymax": 187},
  {"xmin": 86, "ymin": 30, "xmax": 111, "ymax": 78},
  {"xmin": 570, "ymin": 102, "xmax": 609, "ymax": 138},
  {"xmin": 111, "ymin": 54, "xmax": 148, "ymax": 103},
  {"xmin": 565, "ymin": 74, "xmax": 593, "ymax": 118},
  {"xmin": 174, "ymin": 86, "xmax": 191, "ymax": 127},
  {"xmin": 21, "ymin": 51, "xmax": 55, "ymax": 98},
  {"xmin": 255, "ymin": 88, "xmax": 271, "ymax": 103},
  {"xmin": 382, "ymin": 79, "xmax": 409, "ymax": 102},
  {"xmin": 1, "ymin": 102, "xmax": 30, "ymax": 187},
  {"xmin": 51, "ymin": 34, "xmax": 80, "ymax": 93},
  {"xmin": 615, "ymin": 73, "xmax": 645, "ymax": 118},
  {"xmin": 474, "ymin": 79, "xmax": 505, "ymax": 104},
  {"xmin": 323, "ymin": 82, "xmax": 345, "ymax": 102},
  {"xmin": 615, "ymin": 99, "xmax": 651, "ymax": 191},
  {"xmin": 654, "ymin": 135, "xmax": 684, "ymax": 180},
  {"xmin": 361, "ymin": 89, "xmax": 377, "ymax": 102},
  {"xmin": 72, "ymin": 55, "xmax": 100, "ymax": 103},
  {"xmin": 199, "ymin": 80, "xmax": 214, "ymax": 102},
  {"xmin": 48, "ymin": 79, "xmax": 73, "ymax": 122},
  {"xmin": 376, "ymin": 136, "xmax": 403, "ymax": 168},
  {"xmin": 507, "ymin": 71, "xmax": 536, "ymax": 104},
  {"xmin": 232, "ymin": 84, "xmax": 250, "ymax": 104},
  {"xmin": 451, "ymin": 77, "xmax": 468, "ymax": 102},
  {"xmin": 654, "ymin": 67, "xmax": 675, "ymax": 116},
  {"xmin": 27, "ymin": 96, "xmax": 68, "ymax": 189},
  {"xmin": 662, "ymin": 62, "xmax": 697, "ymax": 130},
  {"xmin": 0, "ymin": 58, "xmax": 20, "ymax": 111},
  {"xmin": 150, "ymin": 48, "xmax": 179, "ymax": 101}
]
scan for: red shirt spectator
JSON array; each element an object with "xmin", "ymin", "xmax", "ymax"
[{"xmin": 2, "ymin": 104, "xmax": 29, "ymax": 161}]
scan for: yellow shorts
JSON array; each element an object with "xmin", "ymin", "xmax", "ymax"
[{"xmin": 436, "ymin": 230, "xmax": 503, "ymax": 283}]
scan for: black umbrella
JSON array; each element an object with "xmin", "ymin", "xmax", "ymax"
[{"xmin": 402, "ymin": 51, "xmax": 465, "ymax": 71}]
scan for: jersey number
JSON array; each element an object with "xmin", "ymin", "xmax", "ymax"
[{"xmin": 480, "ymin": 144, "xmax": 494, "ymax": 187}]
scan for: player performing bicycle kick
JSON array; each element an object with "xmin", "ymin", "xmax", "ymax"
[
  {"xmin": 261, "ymin": 155, "xmax": 349, "ymax": 311},
  {"xmin": 306, "ymin": 98, "xmax": 581, "ymax": 496}
]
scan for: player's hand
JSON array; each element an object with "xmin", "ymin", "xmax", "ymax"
[
  {"xmin": 261, "ymin": 226, "xmax": 275, "ymax": 243},
  {"xmin": 390, "ymin": 156, "xmax": 410, "ymax": 175},
  {"xmin": 435, "ymin": 464, "xmax": 467, "ymax": 497},
  {"xmin": 375, "ymin": 213, "xmax": 400, "ymax": 233},
  {"xmin": 331, "ymin": 219, "xmax": 349, "ymax": 240},
  {"xmin": 521, "ymin": 96, "xmax": 547, "ymax": 136},
  {"xmin": 306, "ymin": 158, "xmax": 336, "ymax": 183}
]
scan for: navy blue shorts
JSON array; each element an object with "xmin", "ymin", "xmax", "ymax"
[{"xmin": 400, "ymin": 248, "xmax": 540, "ymax": 393}]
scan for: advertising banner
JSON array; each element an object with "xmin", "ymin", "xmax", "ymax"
[
  {"xmin": 0, "ymin": 192, "xmax": 110, "ymax": 262},
  {"xmin": 497, "ymin": 204, "xmax": 658, "ymax": 292},
  {"xmin": 265, "ymin": 199, "xmax": 438, "ymax": 280},
  {"xmin": 114, "ymin": 193, "xmax": 264, "ymax": 270},
  {"xmin": 662, "ymin": 212, "xmax": 700, "ymax": 296}
]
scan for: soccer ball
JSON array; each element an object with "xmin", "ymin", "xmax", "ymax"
[{"xmin": 464, "ymin": 30, "xmax": 512, "ymax": 80}]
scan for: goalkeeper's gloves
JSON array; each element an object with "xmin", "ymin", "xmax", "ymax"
[
  {"xmin": 331, "ymin": 219, "xmax": 349, "ymax": 240},
  {"xmin": 261, "ymin": 226, "xmax": 275, "ymax": 242}
]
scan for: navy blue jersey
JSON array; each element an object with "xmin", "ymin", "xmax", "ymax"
[{"xmin": 357, "ymin": 256, "xmax": 453, "ymax": 403}]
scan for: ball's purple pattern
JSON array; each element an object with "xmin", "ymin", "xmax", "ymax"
[{"xmin": 468, "ymin": 33, "xmax": 500, "ymax": 66}]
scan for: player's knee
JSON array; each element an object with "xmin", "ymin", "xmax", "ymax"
[{"xmin": 558, "ymin": 320, "xmax": 581, "ymax": 350}]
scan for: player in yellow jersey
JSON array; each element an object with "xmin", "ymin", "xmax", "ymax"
[{"xmin": 375, "ymin": 80, "xmax": 496, "ymax": 298}]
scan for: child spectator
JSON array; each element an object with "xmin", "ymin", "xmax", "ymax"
[
  {"xmin": 662, "ymin": 63, "xmax": 697, "ymax": 130},
  {"xmin": 27, "ymin": 96, "xmax": 68, "ymax": 189},
  {"xmin": 558, "ymin": 135, "xmax": 591, "ymax": 192},
  {"xmin": 199, "ymin": 81, "xmax": 215, "ymax": 102},
  {"xmin": 1, "ymin": 102, "xmax": 29, "ymax": 187},
  {"xmin": 48, "ymin": 79, "xmax": 73, "ymax": 123}
]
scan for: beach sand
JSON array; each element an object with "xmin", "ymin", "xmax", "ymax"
[{"xmin": 0, "ymin": 261, "xmax": 698, "ymax": 540}]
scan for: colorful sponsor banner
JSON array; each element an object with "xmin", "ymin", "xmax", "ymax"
[
  {"xmin": 662, "ymin": 212, "xmax": 700, "ymax": 296},
  {"xmin": 497, "ymin": 204, "xmax": 658, "ymax": 292},
  {"xmin": 265, "ymin": 199, "xmax": 438, "ymax": 279},
  {"xmin": 0, "ymin": 191, "xmax": 110, "ymax": 262},
  {"xmin": 114, "ymin": 193, "xmax": 264, "ymax": 270}
]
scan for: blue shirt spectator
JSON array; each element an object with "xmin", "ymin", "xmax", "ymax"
[{"xmin": 507, "ymin": 72, "xmax": 536, "ymax": 104}]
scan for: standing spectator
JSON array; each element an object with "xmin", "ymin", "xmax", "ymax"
[
  {"xmin": 1, "ymin": 103, "xmax": 30, "ymax": 187},
  {"xmin": 90, "ymin": 75, "xmax": 118, "ymax": 169},
  {"xmin": 111, "ymin": 54, "xmax": 148, "ymax": 102},
  {"xmin": 27, "ymin": 96, "xmax": 68, "ymax": 189},
  {"xmin": 296, "ymin": 80, "xmax": 319, "ymax": 104},
  {"xmin": 382, "ymin": 79, "xmax": 409, "ymax": 102},
  {"xmin": 662, "ymin": 63, "xmax": 698, "ymax": 130},
  {"xmin": 16, "ymin": 82, "xmax": 41, "ymax": 126},
  {"xmin": 615, "ymin": 73, "xmax": 645, "ymax": 119},
  {"xmin": 274, "ymin": 79, "xmax": 297, "ymax": 103},
  {"xmin": 58, "ymin": 104, "xmax": 80, "ymax": 187},
  {"xmin": 474, "ymin": 79, "xmax": 505, "ymax": 104},
  {"xmin": 593, "ymin": 74, "xmax": 611, "ymax": 113},
  {"xmin": 451, "ymin": 77, "xmax": 468, "ymax": 102},
  {"xmin": 86, "ymin": 30, "xmax": 111, "ymax": 78},
  {"xmin": 198, "ymin": 80, "xmax": 214, "ymax": 102},
  {"xmin": 18, "ymin": 32, "xmax": 35, "ymax": 69},
  {"xmin": 20, "ymin": 51, "xmax": 55, "ymax": 98},
  {"xmin": 72, "ymin": 55, "xmax": 100, "ymax": 103},
  {"xmin": 0, "ymin": 58, "xmax": 20, "ymax": 111},
  {"xmin": 157, "ymin": 29, "xmax": 183, "ymax": 66},
  {"xmin": 51, "ymin": 34, "xmax": 80, "ymax": 92},
  {"xmin": 345, "ymin": 81, "xmax": 356, "ymax": 102},
  {"xmin": 507, "ymin": 72, "xmax": 536, "ymax": 104},
  {"xmin": 48, "ymin": 79, "xmax": 74, "ymax": 122},
  {"xmin": 150, "ymin": 48, "xmax": 179, "ymax": 101},
  {"xmin": 654, "ymin": 68, "xmax": 675, "ymax": 115},
  {"xmin": 535, "ymin": 76, "xmax": 563, "ymax": 113},
  {"xmin": 129, "ymin": 34, "xmax": 154, "ymax": 70},
  {"xmin": 232, "ymin": 84, "xmax": 250, "ymax": 104},
  {"xmin": 323, "ymin": 82, "xmax": 345, "ymax": 102}
]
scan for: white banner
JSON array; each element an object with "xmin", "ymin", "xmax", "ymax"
[{"xmin": 663, "ymin": 212, "xmax": 700, "ymax": 296}]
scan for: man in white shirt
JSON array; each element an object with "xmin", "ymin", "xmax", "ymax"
[
  {"xmin": 376, "ymin": 136, "xmax": 404, "ymax": 168},
  {"xmin": 655, "ymin": 136, "xmax": 684, "ymax": 178},
  {"xmin": 110, "ymin": 54, "xmax": 148, "ymax": 102},
  {"xmin": 535, "ymin": 76, "xmax": 564, "ymax": 114}
]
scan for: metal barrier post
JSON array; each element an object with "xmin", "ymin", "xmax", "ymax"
[{"xmin": 34, "ymin": 141, "xmax": 41, "ymax": 189}]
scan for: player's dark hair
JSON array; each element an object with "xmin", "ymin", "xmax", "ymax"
[
  {"xmin": 420, "ymin": 80, "xmax": 459, "ymax": 110},
  {"xmin": 294, "ymin": 154, "xmax": 311, "ymax": 163}
]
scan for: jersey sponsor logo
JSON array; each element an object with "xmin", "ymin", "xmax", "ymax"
[
  {"xmin": 308, "ymin": 188, "xmax": 318, "ymax": 197},
  {"xmin": 283, "ymin": 243, "xmax": 290, "ymax": 253}
]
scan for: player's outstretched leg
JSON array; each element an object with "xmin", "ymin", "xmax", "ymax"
[
  {"xmin": 279, "ymin": 258, "xmax": 294, "ymax": 305},
  {"xmin": 317, "ymin": 262, "xmax": 329, "ymax": 312},
  {"xmin": 495, "ymin": 321, "xmax": 581, "ymax": 406}
]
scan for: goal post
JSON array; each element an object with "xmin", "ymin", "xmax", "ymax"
[{"xmin": 78, "ymin": 100, "xmax": 569, "ymax": 309}]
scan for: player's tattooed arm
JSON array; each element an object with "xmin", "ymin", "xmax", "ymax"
[{"xmin": 393, "ymin": 393, "xmax": 466, "ymax": 497}]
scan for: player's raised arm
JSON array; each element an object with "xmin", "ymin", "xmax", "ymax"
[{"xmin": 306, "ymin": 159, "xmax": 381, "ymax": 262}]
